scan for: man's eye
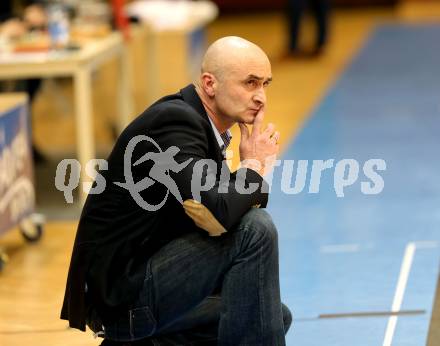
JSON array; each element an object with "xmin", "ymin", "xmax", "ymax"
[{"xmin": 247, "ymin": 80, "xmax": 257, "ymax": 87}]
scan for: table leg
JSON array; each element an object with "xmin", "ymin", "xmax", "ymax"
[
  {"xmin": 117, "ymin": 46, "xmax": 134, "ymax": 134},
  {"xmin": 74, "ymin": 68, "xmax": 95, "ymax": 204},
  {"xmin": 146, "ymin": 29, "xmax": 160, "ymax": 104}
]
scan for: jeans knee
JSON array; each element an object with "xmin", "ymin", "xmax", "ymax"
[
  {"xmin": 282, "ymin": 303, "xmax": 293, "ymax": 334},
  {"xmin": 240, "ymin": 209, "xmax": 278, "ymax": 243}
]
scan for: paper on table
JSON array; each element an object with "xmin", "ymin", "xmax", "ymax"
[{"xmin": 125, "ymin": 0, "xmax": 218, "ymax": 31}]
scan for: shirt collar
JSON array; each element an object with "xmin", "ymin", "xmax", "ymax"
[{"xmin": 207, "ymin": 116, "xmax": 232, "ymax": 152}]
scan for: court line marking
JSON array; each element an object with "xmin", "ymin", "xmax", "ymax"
[
  {"xmin": 320, "ymin": 310, "xmax": 425, "ymax": 319},
  {"xmin": 383, "ymin": 242, "xmax": 416, "ymax": 346}
]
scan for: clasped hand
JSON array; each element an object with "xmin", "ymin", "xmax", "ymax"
[{"xmin": 238, "ymin": 107, "xmax": 280, "ymax": 176}]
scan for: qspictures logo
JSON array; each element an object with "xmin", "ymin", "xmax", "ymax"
[{"xmin": 54, "ymin": 135, "xmax": 386, "ymax": 211}]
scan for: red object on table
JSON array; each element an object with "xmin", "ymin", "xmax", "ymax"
[{"xmin": 112, "ymin": 0, "xmax": 130, "ymax": 40}]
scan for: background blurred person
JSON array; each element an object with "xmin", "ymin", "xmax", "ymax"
[{"xmin": 286, "ymin": 0, "xmax": 330, "ymax": 57}]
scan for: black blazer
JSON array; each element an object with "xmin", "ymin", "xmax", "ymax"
[{"xmin": 60, "ymin": 84, "xmax": 269, "ymax": 331}]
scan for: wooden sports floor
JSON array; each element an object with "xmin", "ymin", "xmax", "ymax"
[{"xmin": 1, "ymin": 3, "xmax": 439, "ymax": 345}]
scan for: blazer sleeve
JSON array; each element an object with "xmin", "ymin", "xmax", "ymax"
[{"xmin": 143, "ymin": 102, "xmax": 269, "ymax": 231}]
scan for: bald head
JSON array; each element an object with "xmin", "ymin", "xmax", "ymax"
[
  {"xmin": 195, "ymin": 36, "xmax": 272, "ymax": 132},
  {"xmin": 201, "ymin": 36, "xmax": 270, "ymax": 80}
]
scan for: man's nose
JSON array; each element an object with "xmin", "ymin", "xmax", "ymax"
[{"xmin": 253, "ymin": 87, "xmax": 266, "ymax": 106}]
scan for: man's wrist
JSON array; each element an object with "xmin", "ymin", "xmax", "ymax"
[{"xmin": 239, "ymin": 159, "xmax": 263, "ymax": 176}]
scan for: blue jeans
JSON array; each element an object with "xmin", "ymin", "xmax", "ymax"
[{"xmin": 89, "ymin": 209, "xmax": 292, "ymax": 345}]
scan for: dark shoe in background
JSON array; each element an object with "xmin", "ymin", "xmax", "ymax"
[{"xmin": 32, "ymin": 145, "xmax": 47, "ymax": 165}]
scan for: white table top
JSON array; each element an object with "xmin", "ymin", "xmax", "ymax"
[{"xmin": 0, "ymin": 32, "xmax": 123, "ymax": 78}]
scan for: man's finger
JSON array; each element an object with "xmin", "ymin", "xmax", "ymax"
[
  {"xmin": 183, "ymin": 206, "xmax": 199, "ymax": 218},
  {"xmin": 238, "ymin": 122, "xmax": 250, "ymax": 141},
  {"xmin": 270, "ymin": 131, "xmax": 280, "ymax": 143},
  {"xmin": 183, "ymin": 199, "xmax": 201, "ymax": 209},
  {"xmin": 264, "ymin": 123, "xmax": 275, "ymax": 136},
  {"xmin": 251, "ymin": 108, "xmax": 265, "ymax": 138},
  {"xmin": 183, "ymin": 199, "xmax": 203, "ymax": 209}
]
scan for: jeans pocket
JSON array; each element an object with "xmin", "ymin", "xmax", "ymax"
[{"xmin": 129, "ymin": 305, "xmax": 157, "ymax": 339}]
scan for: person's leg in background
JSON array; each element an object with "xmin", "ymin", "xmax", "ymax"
[
  {"xmin": 286, "ymin": 0, "xmax": 306, "ymax": 54},
  {"xmin": 311, "ymin": 0, "xmax": 330, "ymax": 54},
  {"xmin": 94, "ymin": 209, "xmax": 292, "ymax": 345}
]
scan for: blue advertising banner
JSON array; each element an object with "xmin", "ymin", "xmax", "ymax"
[{"xmin": 0, "ymin": 98, "xmax": 34, "ymax": 235}]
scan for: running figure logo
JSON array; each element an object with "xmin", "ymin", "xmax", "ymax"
[{"xmin": 115, "ymin": 135, "xmax": 192, "ymax": 211}]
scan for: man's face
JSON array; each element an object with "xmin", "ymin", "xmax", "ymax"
[{"xmin": 213, "ymin": 57, "xmax": 272, "ymax": 125}]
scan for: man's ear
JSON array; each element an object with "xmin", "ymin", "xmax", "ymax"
[{"xmin": 201, "ymin": 73, "xmax": 216, "ymax": 97}]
